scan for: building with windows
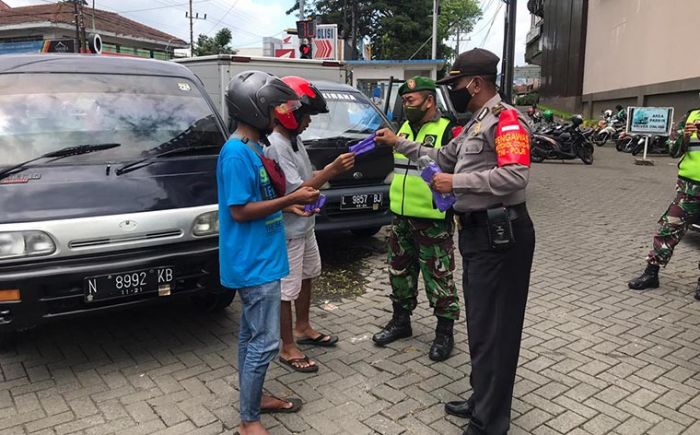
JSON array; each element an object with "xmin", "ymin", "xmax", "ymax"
[
  {"xmin": 0, "ymin": 1, "xmax": 186, "ymax": 59},
  {"xmin": 525, "ymin": 0, "xmax": 700, "ymax": 120}
]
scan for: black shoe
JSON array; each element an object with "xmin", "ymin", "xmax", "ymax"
[
  {"xmin": 628, "ymin": 264, "xmax": 660, "ymax": 290},
  {"xmin": 372, "ymin": 303, "xmax": 412, "ymax": 346},
  {"xmin": 429, "ymin": 317, "xmax": 454, "ymax": 361},
  {"xmin": 445, "ymin": 399, "xmax": 473, "ymax": 419},
  {"xmin": 694, "ymin": 279, "xmax": 700, "ymax": 301},
  {"xmin": 429, "ymin": 334, "xmax": 454, "ymax": 361}
]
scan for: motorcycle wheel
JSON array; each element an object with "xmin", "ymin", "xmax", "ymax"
[
  {"xmin": 531, "ymin": 150, "xmax": 545, "ymax": 163},
  {"xmin": 631, "ymin": 143, "xmax": 642, "ymax": 156},
  {"xmin": 578, "ymin": 143, "xmax": 594, "ymax": 165},
  {"xmin": 615, "ymin": 140, "xmax": 625, "ymax": 152},
  {"xmin": 594, "ymin": 132, "xmax": 609, "ymax": 146}
]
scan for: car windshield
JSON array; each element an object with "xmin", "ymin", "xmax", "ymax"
[
  {"xmin": 301, "ymin": 91, "xmax": 388, "ymax": 141},
  {"xmin": 0, "ymin": 73, "xmax": 224, "ymax": 167}
]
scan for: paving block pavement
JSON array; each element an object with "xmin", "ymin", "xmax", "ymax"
[{"xmin": 2, "ymin": 147, "xmax": 700, "ymax": 434}]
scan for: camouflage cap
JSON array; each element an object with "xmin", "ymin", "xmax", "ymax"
[{"xmin": 398, "ymin": 76, "xmax": 436, "ymax": 96}]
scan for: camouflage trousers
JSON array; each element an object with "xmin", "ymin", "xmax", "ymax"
[
  {"xmin": 388, "ymin": 216, "xmax": 460, "ymax": 320},
  {"xmin": 647, "ymin": 178, "xmax": 700, "ymax": 267}
]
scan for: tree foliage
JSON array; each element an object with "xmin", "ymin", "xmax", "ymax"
[
  {"xmin": 194, "ymin": 28, "xmax": 237, "ymax": 56},
  {"xmin": 287, "ymin": 0, "xmax": 480, "ymax": 60}
]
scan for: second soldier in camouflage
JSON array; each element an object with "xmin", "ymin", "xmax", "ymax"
[{"xmin": 372, "ymin": 76, "xmax": 460, "ymax": 361}]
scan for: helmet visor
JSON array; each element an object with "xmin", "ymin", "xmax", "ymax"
[{"xmin": 274, "ymin": 99, "xmax": 302, "ymax": 115}]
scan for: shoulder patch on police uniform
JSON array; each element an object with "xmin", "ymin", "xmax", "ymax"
[
  {"xmin": 398, "ymin": 132, "xmax": 409, "ymax": 139},
  {"xmin": 476, "ymin": 107, "xmax": 489, "ymax": 121},
  {"xmin": 471, "ymin": 122, "xmax": 481, "ymax": 136},
  {"xmin": 423, "ymin": 134, "xmax": 437, "ymax": 147},
  {"xmin": 491, "ymin": 103, "xmax": 506, "ymax": 117}
]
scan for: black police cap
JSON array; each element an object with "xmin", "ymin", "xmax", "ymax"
[{"xmin": 436, "ymin": 48, "xmax": 500, "ymax": 85}]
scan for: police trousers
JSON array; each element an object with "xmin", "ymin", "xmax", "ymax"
[{"xmin": 458, "ymin": 210, "xmax": 535, "ymax": 435}]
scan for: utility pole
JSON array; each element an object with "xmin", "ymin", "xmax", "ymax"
[
  {"xmin": 455, "ymin": 26, "xmax": 460, "ymax": 56},
  {"xmin": 72, "ymin": 0, "xmax": 81, "ymax": 53},
  {"xmin": 431, "ymin": 0, "xmax": 439, "ymax": 59},
  {"xmin": 189, "ymin": 0, "xmax": 194, "ymax": 56},
  {"xmin": 186, "ymin": 0, "xmax": 207, "ymax": 56},
  {"xmin": 298, "ymin": 0, "xmax": 304, "ymax": 19},
  {"xmin": 78, "ymin": 0, "xmax": 88, "ymax": 53},
  {"xmin": 501, "ymin": 0, "xmax": 517, "ymax": 103}
]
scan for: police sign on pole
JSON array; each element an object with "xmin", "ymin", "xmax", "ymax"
[{"xmin": 313, "ymin": 24, "xmax": 338, "ymax": 60}]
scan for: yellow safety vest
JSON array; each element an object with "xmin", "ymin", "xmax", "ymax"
[
  {"xmin": 390, "ymin": 117, "xmax": 451, "ymax": 219},
  {"xmin": 678, "ymin": 109, "xmax": 700, "ymax": 182}
]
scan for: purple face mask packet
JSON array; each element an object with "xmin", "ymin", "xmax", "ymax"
[
  {"xmin": 349, "ymin": 133, "xmax": 376, "ymax": 156},
  {"xmin": 416, "ymin": 156, "xmax": 457, "ymax": 212},
  {"xmin": 304, "ymin": 194, "xmax": 327, "ymax": 213}
]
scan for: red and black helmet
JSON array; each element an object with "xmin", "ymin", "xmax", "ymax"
[{"xmin": 274, "ymin": 76, "xmax": 328, "ymax": 131}]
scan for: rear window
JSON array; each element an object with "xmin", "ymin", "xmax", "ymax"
[
  {"xmin": 0, "ymin": 73, "xmax": 224, "ymax": 166},
  {"xmin": 301, "ymin": 91, "xmax": 389, "ymax": 141}
]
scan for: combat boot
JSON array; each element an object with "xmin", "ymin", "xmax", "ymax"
[
  {"xmin": 694, "ymin": 278, "xmax": 700, "ymax": 301},
  {"xmin": 373, "ymin": 303, "xmax": 412, "ymax": 346},
  {"xmin": 429, "ymin": 317, "xmax": 454, "ymax": 361},
  {"xmin": 628, "ymin": 264, "xmax": 660, "ymax": 290}
]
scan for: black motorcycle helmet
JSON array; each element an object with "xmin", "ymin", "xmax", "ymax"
[
  {"xmin": 571, "ymin": 114, "xmax": 584, "ymax": 127},
  {"xmin": 225, "ymin": 70, "xmax": 299, "ymax": 130}
]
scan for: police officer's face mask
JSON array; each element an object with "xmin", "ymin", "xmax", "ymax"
[
  {"xmin": 404, "ymin": 97, "xmax": 430, "ymax": 125},
  {"xmin": 449, "ymin": 78, "xmax": 475, "ymax": 113}
]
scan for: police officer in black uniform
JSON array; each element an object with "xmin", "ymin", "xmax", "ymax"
[{"xmin": 376, "ymin": 48, "xmax": 535, "ymax": 435}]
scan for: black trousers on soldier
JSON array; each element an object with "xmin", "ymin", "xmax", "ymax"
[{"xmin": 458, "ymin": 213, "xmax": 535, "ymax": 435}]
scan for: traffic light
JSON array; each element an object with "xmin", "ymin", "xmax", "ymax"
[{"xmin": 299, "ymin": 43, "xmax": 312, "ymax": 59}]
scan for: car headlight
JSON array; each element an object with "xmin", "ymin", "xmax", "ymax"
[
  {"xmin": 384, "ymin": 173, "xmax": 395, "ymax": 184},
  {"xmin": 0, "ymin": 231, "xmax": 56, "ymax": 260},
  {"xmin": 192, "ymin": 211, "xmax": 219, "ymax": 236}
]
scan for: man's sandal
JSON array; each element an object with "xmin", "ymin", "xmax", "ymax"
[{"xmin": 279, "ymin": 355, "xmax": 319, "ymax": 373}]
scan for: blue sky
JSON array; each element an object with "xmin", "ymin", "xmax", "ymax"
[{"xmin": 6, "ymin": 0, "xmax": 531, "ymax": 65}]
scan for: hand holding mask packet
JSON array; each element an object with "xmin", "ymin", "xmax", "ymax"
[
  {"xmin": 303, "ymin": 194, "xmax": 327, "ymax": 214},
  {"xmin": 416, "ymin": 156, "xmax": 456, "ymax": 212},
  {"xmin": 348, "ymin": 133, "xmax": 376, "ymax": 156}
]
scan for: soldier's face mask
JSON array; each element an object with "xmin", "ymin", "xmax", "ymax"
[
  {"xmin": 404, "ymin": 96, "xmax": 431, "ymax": 126},
  {"xmin": 449, "ymin": 78, "xmax": 475, "ymax": 113}
]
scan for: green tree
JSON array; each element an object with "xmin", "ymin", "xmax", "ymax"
[
  {"xmin": 372, "ymin": 0, "xmax": 481, "ymax": 60},
  {"xmin": 288, "ymin": 0, "xmax": 480, "ymax": 61},
  {"xmin": 194, "ymin": 28, "xmax": 237, "ymax": 56}
]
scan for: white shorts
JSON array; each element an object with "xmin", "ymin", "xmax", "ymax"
[{"xmin": 281, "ymin": 231, "xmax": 322, "ymax": 301}]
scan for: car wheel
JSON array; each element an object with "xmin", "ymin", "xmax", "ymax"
[
  {"xmin": 351, "ymin": 227, "xmax": 382, "ymax": 237},
  {"xmin": 192, "ymin": 290, "xmax": 235, "ymax": 312}
]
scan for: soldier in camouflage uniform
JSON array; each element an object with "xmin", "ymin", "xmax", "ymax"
[
  {"xmin": 629, "ymin": 107, "xmax": 700, "ymax": 300},
  {"xmin": 372, "ymin": 76, "xmax": 460, "ymax": 362}
]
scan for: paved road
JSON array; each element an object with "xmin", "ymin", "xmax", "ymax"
[{"xmin": 2, "ymin": 146, "xmax": 700, "ymax": 435}]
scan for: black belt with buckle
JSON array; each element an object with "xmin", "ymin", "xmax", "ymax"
[{"xmin": 457, "ymin": 203, "xmax": 527, "ymax": 227}]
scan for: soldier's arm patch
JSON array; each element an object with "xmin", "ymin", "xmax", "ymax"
[{"xmin": 423, "ymin": 134, "xmax": 437, "ymax": 147}]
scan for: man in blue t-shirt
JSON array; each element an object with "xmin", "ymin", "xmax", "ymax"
[{"xmin": 219, "ymin": 71, "xmax": 319, "ymax": 435}]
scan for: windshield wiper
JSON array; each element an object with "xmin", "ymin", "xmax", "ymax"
[
  {"xmin": 115, "ymin": 144, "xmax": 220, "ymax": 176},
  {"xmin": 0, "ymin": 143, "xmax": 121, "ymax": 181}
]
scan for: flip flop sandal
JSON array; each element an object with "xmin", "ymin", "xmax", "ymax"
[
  {"xmin": 260, "ymin": 396, "xmax": 303, "ymax": 414},
  {"xmin": 279, "ymin": 356, "xmax": 319, "ymax": 373},
  {"xmin": 296, "ymin": 333, "xmax": 339, "ymax": 347}
]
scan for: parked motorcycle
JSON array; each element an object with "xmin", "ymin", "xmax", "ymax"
[
  {"xmin": 531, "ymin": 115, "xmax": 594, "ymax": 164},
  {"xmin": 631, "ymin": 134, "xmax": 670, "ymax": 156},
  {"xmin": 594, "ymin": 117, "xmax": 625, "ymax": 146}
]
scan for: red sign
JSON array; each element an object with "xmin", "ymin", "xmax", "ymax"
[
  {"xmin": 313, "ymin": 39, "xmax": 333, "ymax": 59},
  {"xmin": 275, "ymin": 49, "xmax": 296, "ymax": 59}
]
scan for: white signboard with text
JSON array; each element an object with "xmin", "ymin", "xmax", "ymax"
[
  {"xmin": 626, "ymin": 106, "xmax": 674, "ymax": 135},
  {"xmin": 313, "ymin": 24, "xmax": 338, "ymax": 60}
]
